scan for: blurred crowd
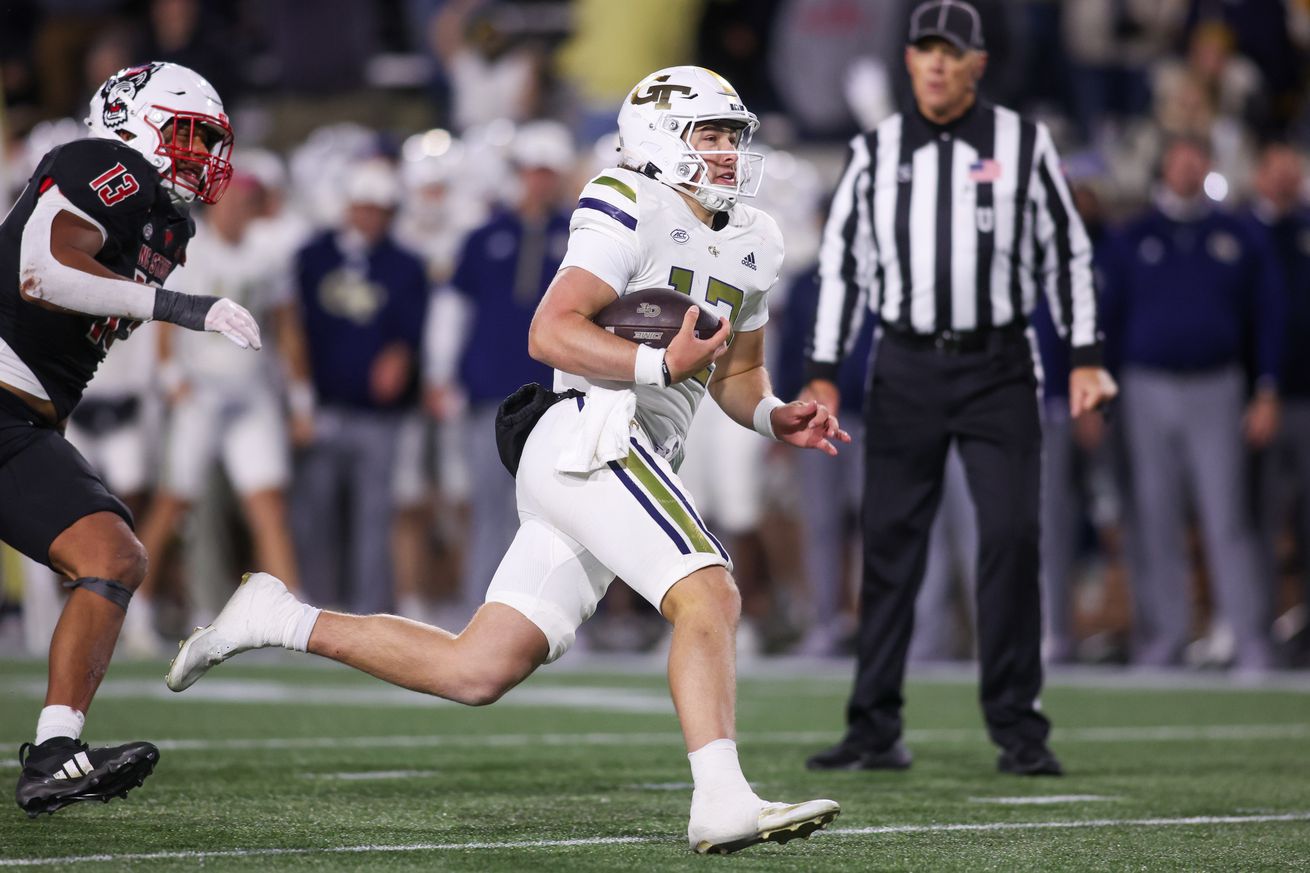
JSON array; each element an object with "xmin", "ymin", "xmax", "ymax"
[{"xmin": 1, "ymin": 0, "xmax": 1309, "ymax": 672}]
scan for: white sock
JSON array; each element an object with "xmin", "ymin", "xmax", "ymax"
[
  {"xmin": 688, "ymin": 738, "xmax": 755, "ymax": 801},
  {"xmin": 35, "ymin": 705, "xmax": 85, "ymax": 745},
  {"xmin": 274, "ymin": 594, "xmax": 320, "ymax": 652},
  {"xmin": 252, "ymin": 579, "xmax": 321, "ymax": 652},
  {"xmin": 288, "ymin": 604, "xmax": 321, "ymax": 652}
]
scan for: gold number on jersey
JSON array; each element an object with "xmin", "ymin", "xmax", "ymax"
[
  {"xmin": 667, "ymin": 267, "xmax": 745, "ymax": 326},
  {"xmin": 667, "ymin": 266, "xmax": 746, "ymax": 386}
]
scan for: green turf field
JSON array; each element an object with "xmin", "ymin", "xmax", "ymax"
[{"xmin": 1, "ymin": 656, "xmax": 1308, "ymax": 871}]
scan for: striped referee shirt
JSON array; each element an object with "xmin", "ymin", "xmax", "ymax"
[{"xmin": 806, "ymin": 100, "xmax": 1101, "ymax": 382}]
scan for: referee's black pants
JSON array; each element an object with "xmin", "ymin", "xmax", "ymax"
[{"xmin": 844, "ymin": 327, "xmax": 1052, "ymax": 755}]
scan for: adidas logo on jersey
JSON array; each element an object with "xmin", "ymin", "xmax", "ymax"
[{"xmin": 741, "ymin": 252, "xmax": 757, "ymax": 271}]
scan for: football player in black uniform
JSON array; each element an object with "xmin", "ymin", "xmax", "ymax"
[{"xmin": 2, "ymin": 61, "xmax": 261, "ymax": 817}]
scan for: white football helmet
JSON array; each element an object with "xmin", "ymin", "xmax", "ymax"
[
  {"xmin": 85, "ymin": 61, "xmax": 234, "ymax": 204},
  {"xmin": 617, "ymin": 66, "xmax": 763, "ymax": 213}
]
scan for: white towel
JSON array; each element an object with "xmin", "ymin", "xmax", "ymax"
[{"xmin": 555, "ymin": 383, "xmax": 636, "ymax": 474}]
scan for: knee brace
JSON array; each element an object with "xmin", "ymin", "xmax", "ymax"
[{"xmin": 62, "ymin": 577, "xmax": 134, "ymax": 611}]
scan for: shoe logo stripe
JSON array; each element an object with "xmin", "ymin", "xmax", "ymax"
[{"xmin": 56, "ymin": 752, "xmax": 92, "ymax": 779}]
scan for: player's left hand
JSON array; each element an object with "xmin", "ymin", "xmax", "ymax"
[
  {"xmin": 772, "ymin": 399, "xmax": 851, "ymax": 456},
  {"xmin": 204, "ymin": 298, "xmax": 262, "ymax": 350}
]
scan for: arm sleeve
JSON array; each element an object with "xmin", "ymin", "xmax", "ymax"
[
  {"xmin": 806, "ymin": 135, "xmax": 875, "ymax": 382},
  {"xmin": 1029, "ymin": 122, "xmax": 1102, "ymax": 367},
  {"xmin": 18, "ymin": 188, "xmax": 156, "ymax": 320}
]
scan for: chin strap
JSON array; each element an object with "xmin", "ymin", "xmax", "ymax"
[
  {"xmin": 62, "ymin": 577, "xmax": 134, "ymax": 611},
  {"xmin": 692, "ymin": 186, "xmax": 736, "ymax": 213}
]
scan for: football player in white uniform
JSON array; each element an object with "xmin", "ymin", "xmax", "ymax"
[
  {"xmin": 135, "ymin": 169, "xmax": 306, "ymax": 633},
  {"xmin": 165, "ymin": 66, "xmax": 849, "ymax": 854}
]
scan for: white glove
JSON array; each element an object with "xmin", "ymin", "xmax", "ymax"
[{"xmin": 203, "ymin": 298, "xmax": 262, "ymax": 350}]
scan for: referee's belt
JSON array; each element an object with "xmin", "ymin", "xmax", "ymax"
[{"xmin": 882, "ymin": 321, "xmax": 1027, "ymax": 354}]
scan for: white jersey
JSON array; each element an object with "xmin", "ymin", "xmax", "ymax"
[
  {"xmin": 169, "ymin": 220, "xmax": 290, "ymax": 385},
  {"xmin": 556, "ymin": 167, "xmax": 783, "ymax": 461}
]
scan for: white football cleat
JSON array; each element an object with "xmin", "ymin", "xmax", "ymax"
[
  {"xmin": 688, "ymin": 796, "xmax": 840, "ymax": 855},
  {"xmin": 166, "ymin": 572, "xmax": 296, "ymax": 691}
]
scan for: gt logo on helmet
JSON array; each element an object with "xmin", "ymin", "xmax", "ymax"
[{"xmin": 632, "ymin": 79, "xmax": 696, "ymax": 111}]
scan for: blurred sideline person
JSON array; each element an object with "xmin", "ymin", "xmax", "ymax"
[
  {"xmin": 168, "ymin": 66, "xmax": 846, "ymax": 855},
  {"xmin": 1034, "ymin": 181, "xmax": 1114, "ymax": 665},
  {"xmin": 677, "ymin": 394, "xmax": 769, "ymax": 652},
  {"xmin": 424, "ymin": 120, "xmax": 574, "ymax": 623},
  {"xmin": 288, "ymin": 160, "xmax": 428, "ymax": 615},
  {"xmin": 1243, "ymin": 142, "xmax": 1310, "ymax": 663},
  {"xmin": 136, "ymin": 169, "xmax": 309, "ymax": 642},
  {"xmin": 64, "ymin": 323, "xmax": 159, "ymax": 523},
  {"xmin": 65, "ymin": 321, "xmax": 162, "ymax": 654},
  {"xmin": 1102, "ymin": 136, "xmax": 1283, "ymax": 671},
  {"xmin": 3, "ymin": 62, "xmax": 260, "ymax": 817},
  {"xmin": 804, "ymin": 2, "xmax": 1117, "ymax": 777},
  {"xmin": 396, "ymin": 140, "xmax": 483, "ymax": 620},
  {"xmin": 775, "ymin": 261, "xmax": 872, "ymax": 657},
  {"xmin": 397, "ymin": 139, "xmax": 485, "ymax": 287}
]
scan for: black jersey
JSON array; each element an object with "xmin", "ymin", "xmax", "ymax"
[{"xmin": 0, "ymin": 138, "xmax": 193, "ymax": 420}]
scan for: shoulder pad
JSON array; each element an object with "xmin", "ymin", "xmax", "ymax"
[
  {"xmin": 574, "ymin": 169, "xmax": 642, "ymax": 234},
  {"xmin": 45, "ymin": 139, "xmax": 158, "ymax": 220}
]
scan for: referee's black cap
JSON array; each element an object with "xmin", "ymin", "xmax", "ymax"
[{"xmin": 908, "ymin": 0, "xmax": 986, "ymax": 52}]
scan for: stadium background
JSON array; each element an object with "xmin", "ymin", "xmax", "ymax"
[
  {"xmin": 2, "ymin": 0, "xmax": 1307, "ymax": 670},
  {"xmin": 2, "ymin": 1, "xmax": 1310, "ymax": 869}
]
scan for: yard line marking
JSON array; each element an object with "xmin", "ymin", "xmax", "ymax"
[
  {"xmin": 86, "ymin": 722, "xmax": 1310, "ymax": 753},
  {"xmin": 2, "ymin": 813, "xmax": 1308, "ymax": 867},
  {"xmin": 632, "ymin": 782, "xmax": 695, "ymax": 791},
  {"xmin": 969, "ymin": 795, "xmax": 1120, "ymax": 805},
  {"xmin": 5, "ymin": 679, "xmax": 672, "ymax": 714},
  {"xmin": 829, "ymin": 813, "xmax": 1310, "ymax": 836},
  {"xmin": 300, "ymin": 770, "xmax": 439, "ymax": 781}
]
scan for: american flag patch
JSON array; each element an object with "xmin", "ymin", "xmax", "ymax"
[{"xmin": 969, "ymin": 159, "xmax": 1001, "ymax": 183}]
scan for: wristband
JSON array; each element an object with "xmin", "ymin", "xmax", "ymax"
[
  {"xmin": 634, "ymin": 343, "xmax": 668, "ymax": 387},
  {"xmin": 152, "ymin": 287, "xmax": 220, "ymax": 331},
  {"xmin": 753, "ymin": 395, "xmax": 786, "ymax": 440}
]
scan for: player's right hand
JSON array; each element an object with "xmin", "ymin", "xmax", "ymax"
[
  {"xmin": 204, "ymin": 298, "xmax": 262, "ymax": 350},
  {"xmin": 665, "ymin": 307, "xmax": 730, "ymax": 383}
]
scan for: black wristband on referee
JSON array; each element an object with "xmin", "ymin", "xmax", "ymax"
[
  {"xmin": 661, "ymin": 358, "xmax": 672, "ymax": 387},
  {"xmin": 152, "ymin": 287, "xmax": 219, "ymax": 331}
]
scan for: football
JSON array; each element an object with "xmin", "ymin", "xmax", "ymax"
[{"xmin": 593, "ymin": 287, "xmax": 723, "ymax": 349}]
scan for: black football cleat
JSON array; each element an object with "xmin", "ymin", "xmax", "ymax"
[
  {"xmin": 997, "ymin": 745, "xmax": 1064, "ymax": 776},
  {"xmin": 806, "ymin": 739, "xmax": 913, "ymax": 771},
  {"xmin": 15, "ymin": 737, "xmax": 160, "ymax": 818}
]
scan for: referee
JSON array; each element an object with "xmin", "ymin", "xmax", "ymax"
[{"xmin": 803, "ymin": 0, "xmax": 1117, "ymax": 776}]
